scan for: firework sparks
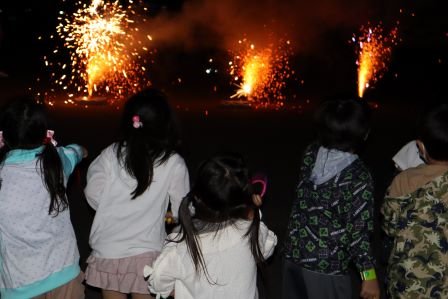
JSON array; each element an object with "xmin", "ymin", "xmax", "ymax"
[
  {"xmin": 232, "ymin": 48, "xmax": 271, "ymax": 98},
  {"xmin": 228, "ymin": 38, "xmax": 294, "ymax": 107},
  {"xmin": 52, "ymin": 0, "xmax": 151, "ymax": 99},
  {"xmin": 353, "ymin": 24, "xmax": 399, "ymax": 98}
]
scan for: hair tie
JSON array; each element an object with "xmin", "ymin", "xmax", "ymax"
[
  {"xmin": 132, "ymin": 115, "xmax": 143, "ymax": 129},
  {"xmin": 44, "ymin": 130, "xmax": 58, "ymax": 146},
  {"xmin": 251, "ymin": 173, "xmax": 267, "ymax": 197},
  {"xmin": 0, "ymin": 130, "xmax": 57, "ymax": 148}
]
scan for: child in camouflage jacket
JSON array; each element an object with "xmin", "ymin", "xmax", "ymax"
[{"xmin": 382, "ymin": 103, "xmax": 448, "ymax": 299}]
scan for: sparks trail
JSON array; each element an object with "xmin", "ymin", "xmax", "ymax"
[
  {"xmin": 353, "ymin": 23, "xmax": 399, "ymax": 98},
  {"xmin": 228, "ymin": 38, "xmax": 295, "ymax": 108},
  {"xmin": 45, "ymin": 0, "xmax": 152, "ymax": 101}
]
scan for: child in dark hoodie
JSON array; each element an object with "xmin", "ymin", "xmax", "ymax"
[{"xmin": 282, "ymin": 98, "xmax": 380, "ymax": 299}]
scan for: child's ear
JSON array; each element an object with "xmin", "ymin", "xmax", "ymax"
[{"xmin": 416, "ymin": 140, "xmax": 427, "ymax": 162}]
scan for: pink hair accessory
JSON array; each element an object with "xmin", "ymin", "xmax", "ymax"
[
  {"xmin": 0, "ymin": 130, "xmax": 57, "ymax": 148},
  {"xmin": 45, "ymin": 130, "xmax": 58, "ymax": 146},
  {"xmin": 251, "ymin": 173, "xmax": 267, "ymax": 197},
  {"xmin": 132, "ymin": 115, "xmax": 143, "ymax": 128}
]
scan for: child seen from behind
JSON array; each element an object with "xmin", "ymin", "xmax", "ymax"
[
  {"xmin": 84, "ymin": 89, "xmax": 190, "ymax": 299},
  {"xmin": 145, "ymin": 154, "xmax": 277, "ymax": 299},
  {"xmin": 0, "ymin": 97, "xmax": 87, "ymax": 299},
  {"xmin": 283, "ymin": 98, "xmax": 380, "ymax": 299}
]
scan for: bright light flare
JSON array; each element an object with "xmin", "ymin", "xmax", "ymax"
[
  {"xmin": 232, "ymin": 49, "xmax": 271, "ymax": 98},
  {"xmin": 229, "ymin": 38, "xmax": 294, "ymax": 107},
  {"xmin": 354, "ymin": 24, "xmax": 398, "ymax": 98}
]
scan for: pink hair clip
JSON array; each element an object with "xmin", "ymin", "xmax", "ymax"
[
  {"xmin": 45, "ymin": 130, "xmax": 57, "ymax": 146},
  {"xmin": 132, "ymin": 115, "xmax": 143, "ymax": 129},
  {"xmin": 251, "ymin": 173, "xmax": 267, "ymax": 197},
  {"xmin": 0, "ymin": 130, "xmax": 57, "ymax": 148}
]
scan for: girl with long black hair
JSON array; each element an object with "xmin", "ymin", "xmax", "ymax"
[
  {"xmin": 0, "ymin": 97, "xmax": 87, "ymax": 299},
  {"xmin": 144, "ymin": 154, "xmax": 277, "ymax": 299},
  {"xmin": 84, "ymin": 88, "xmax": 190, "ymax": 299}
]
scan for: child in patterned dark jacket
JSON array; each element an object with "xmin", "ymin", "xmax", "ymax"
[{"xmin": 282, "ymin": 98, "xmax": 380, "ymax": 299}]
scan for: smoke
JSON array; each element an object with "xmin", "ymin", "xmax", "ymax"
[{"xmin": 142, "ymin": 0, "xmax": 388, "ymax": 52}]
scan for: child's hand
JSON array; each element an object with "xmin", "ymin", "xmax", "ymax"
[
  {"xmin": 360, "ymin": 279, "xmax": 380, "ymax": 299},
  {"xmin": 81, "ymin": 147, "xmax": 88, "ymax": 158},
  {"xmin": 252, "ymin": 194, "xmax": 263, "ymax": 207},
  {"xmin": 246, "ymin": 195, "xmax": 263, "ymax": 220}
]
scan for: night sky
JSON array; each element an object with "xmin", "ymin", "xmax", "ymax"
[{"xmin": 0, "ymin": 0, "xmax": 447, "ymax": 101}]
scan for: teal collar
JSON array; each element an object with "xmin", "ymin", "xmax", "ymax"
[{"xmin": 4, "ymin": 146, "xmax": 45, "ymax": 164}]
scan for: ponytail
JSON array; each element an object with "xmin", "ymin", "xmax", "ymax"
[
  {"xmin": 176, "ymin": 194, "xmax": 208, "ymax": 275},
  {"xmin": 39, "ymin": 143, "xmax": 68, "ymax": 216},
  {"xmin": 0, "ymin": 143, "xmax": 68, "ymax": 216},
  {"xmin": 175, "ymin": 154, "xmax": 267, "ymax": 283},
  {"xmin": 0, "ymin": 97, "xmax": 68, "ymax": 216},
  {"xmin": 245, "ymin": 205, "xmax": 265, "ymax": 265},
  {"xmin": 116, "ymin": 139, "xmax": 158, "ymax": 199},
  {"xmin": 118, "ymin": 88, "xmax": 179, "ymax": 199}
]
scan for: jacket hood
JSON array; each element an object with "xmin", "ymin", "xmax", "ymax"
[{"xmin": 310, "ymin": 146, "xmax": 358, "ymax": 185}]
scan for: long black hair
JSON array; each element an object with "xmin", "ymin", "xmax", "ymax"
[
  {"xmin": 0, "ymin": 97, "xmax": 67, "ymax": 216},
  {"xmin": 116, "ymin": 88, "xmax": 179, "ymax": 199},
  {"xmin": 176, "ymin": 154, "xmax": 265, "ymax": 279}
]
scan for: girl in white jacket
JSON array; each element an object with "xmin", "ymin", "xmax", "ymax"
[
  {"xmin": 145, "ymin": 154, "xmax": 277, "ymax": 299},
  {"xmin": 84, "ymin": 89, "xmax": 190, "ymax": 299}
]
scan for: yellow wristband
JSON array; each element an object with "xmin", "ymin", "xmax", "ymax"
[{"xmin": 360, "ymin": 268, "xmax": 377, "ymax": 281}]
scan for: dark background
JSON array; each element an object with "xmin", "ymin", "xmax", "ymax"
[{"xmin": 0, "ymin": 0, "xmax": 447, "ymax": 298}]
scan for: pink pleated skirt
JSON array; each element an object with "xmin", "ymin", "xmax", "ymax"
[{"xmin": 85, "ymin": 251, "xmax": 160, "ymax": 294}]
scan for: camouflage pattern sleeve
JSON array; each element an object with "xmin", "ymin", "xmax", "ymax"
[
  {"xmin": 381, "ymin": 193, "xmax": 402, "ymax": 238},
  {"xmin": 383, "ymin": 172, "xmax": 448, "ymax": 299}
]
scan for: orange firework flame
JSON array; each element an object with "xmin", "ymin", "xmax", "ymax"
[
  {"xmin": 232, "ymin": 46, "xmax": 271, "ymax": 99},
  {"xmin": 229, "ymin": 38, "xmax": 294, "ymax": 107},
  {"xmin": 354, "ymin": 24, "xmax": 398, "ymax": 98},
  {"xmin": 53, "ymin": 0, "xmax": 151, "ymax": 99}
]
